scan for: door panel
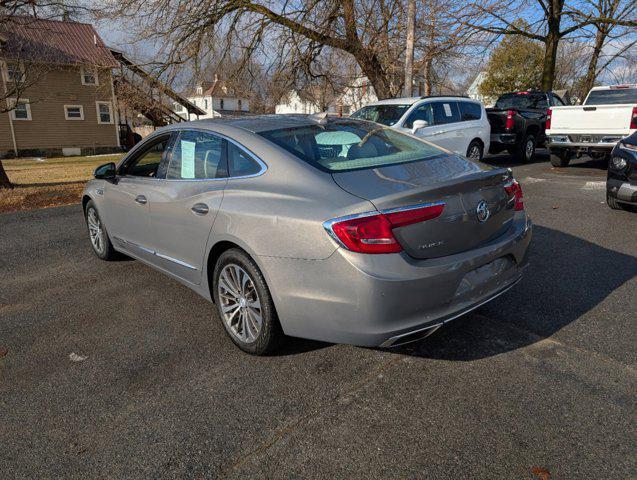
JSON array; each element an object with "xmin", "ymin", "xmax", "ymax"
[{"xmin": 144, "ymin": 129, "xmax": 229, "ymax": 284}]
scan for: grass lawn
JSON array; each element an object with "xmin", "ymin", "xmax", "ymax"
[{"xmin": 0, "ymin": 154, "xmax": 124, "ymax": 214}]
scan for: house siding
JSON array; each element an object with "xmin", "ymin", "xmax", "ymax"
[{"xmin": 0, "ymin": 65, "xmax": 119, "ymax": 156}]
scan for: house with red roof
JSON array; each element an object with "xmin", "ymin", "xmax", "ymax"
[{"xmin": 0, "ymin": 16, "xmax": 121, "ymax": 157}]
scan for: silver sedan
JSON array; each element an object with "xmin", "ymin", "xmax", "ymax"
[{"xmin": 83, "ymin": 115, "xmax": 532, "ymax": 354}]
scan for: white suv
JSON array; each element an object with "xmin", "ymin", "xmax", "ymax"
[{"xmin": 351, "ymin": 97, "xmax": 491, "ymax": 160}]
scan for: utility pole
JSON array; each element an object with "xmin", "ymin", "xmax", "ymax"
[{"xmin": 403, "ymin": 0, "xmax": 416, "ymax": 97}]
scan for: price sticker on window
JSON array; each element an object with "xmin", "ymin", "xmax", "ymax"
[
  {"xmin": 443, "ymin": 103, "xmax": 452, "ymax": 117},
  {"xmin": 180, "ymin": 140, "xmax": 196, "ymax": 179}
]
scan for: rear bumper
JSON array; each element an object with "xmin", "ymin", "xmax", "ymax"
[
  {"xmin": 547, "ymin": 134, "xmax": 623, "ymax": 150},
  {"xmin": 260, "ymin": 213, "xmax": 532, "ymax": 347},
  {"xmin": 490, "ymin": 133, "xmax": 517, "ymax": 146},
  {"xmin": 607, "ymin": 178, "xmax": 637, "ymax": 205}
]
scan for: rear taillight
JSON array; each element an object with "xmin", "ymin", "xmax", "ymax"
[
  {"xmin": 505, "ymin": 110, "xmax": 515, "ymax": 130},
  {"xmin": 325, "ymin": 203, "xmax": 445, "ymax": 254},
  {"xmin": 546, "ymin": 108, "xmax": 552, "ymax": 130},
  {"xmin": 504, "ymin": 180, "xmax": 524, "ymax": 211},
  {"xmin": 630, "ymin": 106, "xmax": 637, "ymax": 129}
]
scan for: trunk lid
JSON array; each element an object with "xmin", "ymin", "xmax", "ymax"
[{"xmin": 331, "ymin": 155, "xmax": 515, "ymax": 259}]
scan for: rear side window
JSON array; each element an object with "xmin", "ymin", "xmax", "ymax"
[
  {"xmin": 403, "ymin": 103, "xmax": 434, "ymax": 128},
  {"xmin": 458, "ymin": 102, "xmax": 482, "ymax": 121},
  {"xmin": 227, "ymin": 142, "xmax": 262, "ymax": 177},
  {"xmin": 167, "ymin": 130, "xmax": 227, "ymax": 180},
  {"xmin": 432, "ymin": 101, "xmax": 461, "ymax": 125},
  {"xmin": 585, "ymin": 88, "xmax": 637, "ymax": 105}
]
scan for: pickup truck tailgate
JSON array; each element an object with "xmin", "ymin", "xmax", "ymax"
[{"xmin": 549, "ymin": 105, "xmax": 634, "ymax": 134}]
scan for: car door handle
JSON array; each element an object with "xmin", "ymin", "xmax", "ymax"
[
  {"xmin": 135, "ymin": 195, "xmax": 147, "ymax": 205},
  {"xmin": 191, "ymin": 203, "xmax": 209, "ymax": 215}
]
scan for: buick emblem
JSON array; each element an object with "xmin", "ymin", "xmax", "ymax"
[{"xmin": 476, "ymin": 200, "xmax": 490, "ymax": 223}]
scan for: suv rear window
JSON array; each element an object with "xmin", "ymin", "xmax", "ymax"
[
  {"xmin": 350, "ymin": 104, "xmax": 411, "ymax": 126},
  {"xmin": 585, "ymin": 88, "xmax": 637, "ymax": 105},
  {"xmin": 260, "ymin": 120, "xmax": 444, "ymax": 172}
]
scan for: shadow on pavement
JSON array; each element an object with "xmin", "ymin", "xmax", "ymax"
[
  {"xmin": 387, "ymin": 225, "xmax": 637, "ymax": 361},
  {"xmin": 482, "ymin": 150, "xmax": 549, "ymax": 168}
]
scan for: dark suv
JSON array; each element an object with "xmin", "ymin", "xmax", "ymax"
[
  {"xmin": 607, "ymin": 131, "xmax": 637, "ymax": 211},
  {"xmin": 487, "ymin": 91, "xmax": 567, "ymax": 162}
]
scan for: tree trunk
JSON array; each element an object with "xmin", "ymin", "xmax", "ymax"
[
  {"xmin": 403, "ymin": 0, "xmax": 416, "ymax": 97},
  {"xmin": 356, "ymin": 50, "xmax": 392, "ymax": 99},
  {"xmin": 422, "ymin": 57, "xmax": 432, "ymax": 95},
  {"xmin": 540, "ymin": 30, "xmax": 560, "ymax": 91},
  {"xmin": 583, "ymin": 28, "xmax": 605, "ymax": 95},
  {"xmin": 0, "ymin": 160, "xmax": 13, "ymax": 189}
]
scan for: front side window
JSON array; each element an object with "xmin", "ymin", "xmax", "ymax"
[
  {"xmin": 122, "ymin": 136, "xmax": 171, "ymax": 177},
  {"xmin": 96, "ymin": 101, "xmax": 113, "ymax": 124},
  {"xmin": 551, "ymin": 95, "xmax": 565, "ymax": 106},
  {"xmin": 260, "ymin": 120, "xmax": 444, "ymax": 172},
  {"xmin": 10, "ymin": 98, "xmax": 31, "ymax": 120},
  {"xmin": 431, "ymin": 101, "xmax": 461, "ymax": 125},
  {"xmin": 227, "ymin": 142, "xmax": 262, "ymax": 177},
  {"xmin": 167, "ymin": 130, "xmax": 227, "ymax": 180},
  {"xmin": 81, "ymin": 67, "xmax": 98, "ymax": 86},
  {"xmin": 64, "ymin": 105, "xmax": 84, "ymax": 120},
  {"xmin": 458, "ymin": 102, "xmax": 482, "ymax": 121},
  {"xmin": 403, "ymin": 103, "xmax": 434, "ymax": 128},
  {"xmin": 350, "ymin": 104, "xmax": 411, "ymax": 126}
]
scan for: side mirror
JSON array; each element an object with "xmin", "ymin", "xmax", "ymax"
[
  {"xmin": 411, "ymin": 119, "xmax": 429, "ymax": 134},
  {"xmin": 94, "ymin": 162, "xmax": 117, "ymax": 182}
]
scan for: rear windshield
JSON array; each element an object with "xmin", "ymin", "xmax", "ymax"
[
  {"xmin": 584, "ymin": 88, "xmax": 637, "ymax": 105},
  {"xmin": 495, "ymin": 93, "xmax": 547, "ymax": 109},
  {"xmin": 259, "ymin": 120, "xmax": 445, "ymax": 172},
  {"xmin": 350, "ymin": 104, "xmax": 411, "ymax": 126}
]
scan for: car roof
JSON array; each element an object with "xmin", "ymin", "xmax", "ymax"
[
  {"xmin": 175, "ymin": 114, "xmax": 321, "ymax": 133},
  {"xmin": 364, "ymin": 96, "xmax": 478, "ymax": 107}
]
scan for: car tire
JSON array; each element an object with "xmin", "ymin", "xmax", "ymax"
[
  {"xmin": 84, "ymin": 200, "xmax": 118, "ymax": 260},
  {"xmin": 515, "ymin": 133, "xmax": 536, "ymax": 162},
  {"xmin": 213, "ymin": 248, "xmax": 283, "ymax": 355},
  {"xmin": 466, "ymin": 140, "xmax": 483, "ymax": 161},
  {"xmin": 550, "ymin": 149, "xmax": 571, "ymax": 167},
  {"xmin": 606, "ymin": 194, "xmax": 624, "ymax": 210}
]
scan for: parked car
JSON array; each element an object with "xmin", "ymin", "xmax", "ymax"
[
  {"xmin": 546, "ymin": 84, "xmax": 637, "ymax": 167},
  {"xmin": 487, "ymin": 90, "xmax": 567, "ymax": 162},
  {"xmin": 350, "ymin": 96, "xmax": 490, "ymax": 160},
  {"xmin": 607, "ymin": 131, "xmax": 637, "ymax": 210},
  {"xmin": 83, "ymin": 116, "xmax": 532, "ymax": 354}
]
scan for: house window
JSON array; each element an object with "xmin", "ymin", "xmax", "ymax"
[
  {"xmin": 238, "ymin": 99, "xmax": 242, "ymax": 110},
  {"xmin": 3, "ymin": 62, "xmax": 25, "ymax": 83},
  {"xmin": 96, "ymin": 101, "xmax": 113, "ymax": 124},
  {"xmin": 9, "ymin": 98, "xmax": 32, "ymax": 120},
  {"xmin": 64, "ymin": 105, "xmax": 84, "ymax": 120},
  {"xmin": 220, "ymin": 99, "xmax": 224, "ymax": 110},
  {"xmin": 81, "ymin": 67, "xmax": 98, "ymax": 86},
  {"xmin": 204, "ymin": 99, "xmax": 208, "ymax": 109}
]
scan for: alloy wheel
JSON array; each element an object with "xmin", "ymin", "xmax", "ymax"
[
  {"xmin": 87, "ymin": 208, "xmax": 104, "ymax": 255},
  {"xmin": 218, "ymin": 264, "xmax": 263, "ymax": 343},
  {"xmin": 525, "ymin": 139, "xmax": 535, "ymax": 160},
  {"xmin": 468, "ymin": 145, "xmax": 481, "ymax": 160}
]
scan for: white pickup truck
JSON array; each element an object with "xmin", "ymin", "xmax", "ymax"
[{"xmin": 546, "ymin": 84, "xmax": 637, "ymax": 167}]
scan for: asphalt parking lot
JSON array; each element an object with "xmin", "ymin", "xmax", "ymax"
[{"xmin": 1, "ymin": 151, "xmax": 636, "ymax": 479}]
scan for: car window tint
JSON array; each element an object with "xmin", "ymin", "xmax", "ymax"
[
  {"xmin": 124, "ymin": 137, "xmax": 170, "ymax": 177},
  {"xmin": 432, "ymin": 101, "xmax": 461, "ymax": 125},
  {"xmin": 227, "ymin": 142, "xmax": 262, "ymax": 177},
  {"xmin": 552, "ymin": 95, "xmax": 565, "ymax": 106},
  {"xmin": 167, "ymin": 130, "xmax": 227, "ymax": 180},
  {"xmin": 403, "ymin": 103, "xmax": 434, "ymax": 128},
  {"xmin": 458, "ymin": 102, "xmax": 482, "ymax": 121}
]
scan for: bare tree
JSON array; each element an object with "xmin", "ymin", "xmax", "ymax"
[
  {"xmin": 461, "ymin": 0, "xmax": 636, "ymax": 91},
  {"xmin": 403, "ymin": 0, "xmax": 416, "ymax": 97}
]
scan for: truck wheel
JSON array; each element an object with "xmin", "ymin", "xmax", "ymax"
[
  {"xmin": 606, "ymin": 194, "xmax": 624, "ymax": 210},
  {"xmin": 550, "ymin": 149, "xmax": 571, "ymax": 167},
  {"xmin": 515, "ymin": 133, "xmax": 536, "ymax": 162}
]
